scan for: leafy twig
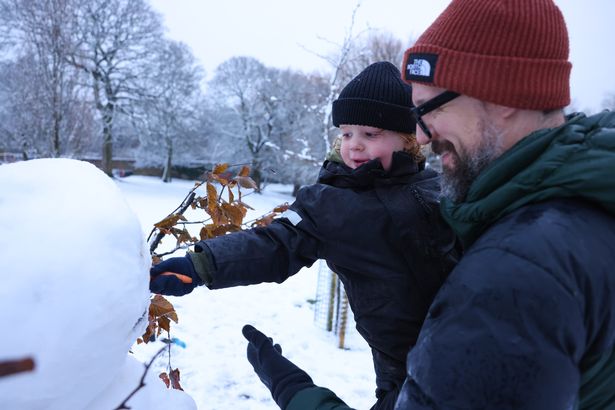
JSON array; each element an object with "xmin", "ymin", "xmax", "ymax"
[
  {"xmin": 148, "ymin": 191, "xmax": 196, "ymax": 254},
  {"xmin": 135, "ymin": 162, "xmax": 285, "ymax": 403},
  {"xmin": 146, "ymin": 162, "xmax": 254, "ymax": 255}
]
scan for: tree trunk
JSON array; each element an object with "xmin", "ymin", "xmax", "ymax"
[
  {"xmin": 21, "ymin": 141, "xmax": 29, "ymax": 161},
  {"xmin": 251, "ymin": 161, "xmax": 262, "ymax": 193},
  {"xmin": 338, "ymin": 291, "xmax": 349, "ymax": 349},
  {"xmin": 162, "ymin": 142, "xmax": 173, "ymax": 183},
  {"xmin": 51, "ymin": 60, "xmax": 62, "ymax": 158},
  {"xmin": 326, "ymin": 272, "xmax": 338, "ymax": 332},
  {"xmin": 101, "ymin": 112, "xmax": 113, "ymax": 177},
  {"xmin": 101, "ymin": 108, "xmax": 113, "ymax": 177},
  {"xmin": 52, "ymin": 108, "xmax": 61, "ymax": 158},
  {"xmin": 102, "ymin": 134, "xmax": 112, "ymax": 177}
]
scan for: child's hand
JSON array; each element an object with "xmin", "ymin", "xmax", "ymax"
[{"xmin": 149, "ymin": 254, "xmax": 202, "ymax": 296}]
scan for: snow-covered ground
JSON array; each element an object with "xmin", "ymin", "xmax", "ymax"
[
  {"xmin": 118, "ymin": 175, "xmax": 376, "ymax": 409},
  {"xmin": 1, "ymin": 159, "xmax": 376, "ymax": 410}
]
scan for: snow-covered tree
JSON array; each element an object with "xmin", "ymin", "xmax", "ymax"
[
  {"xmin": 343, "ymin": 31, "xmax": 408, "ymax": 80},
  {"xmin": 66, "ymin": 0, "xmax": 164, "ymax": 175},
  {"xmin": 208, "ymin": 56, "xmax": 276, "ymax": 191},
  {"xmin": 265, "ymin": 69, "xmax": 330, "ymax": 194},
  {"xmin": 135, "ymin": 40, "xmax": 204, "ymax": 182},
  {"xmin": 208, "ymin": 57, "xmax": 332, "ymax": 192},
  {"xmin": 0, "ymin": 0, "xmax": 92, "ymax": 158}
]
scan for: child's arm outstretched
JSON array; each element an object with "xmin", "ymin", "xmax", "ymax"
[{"xmin": 150, "ymin": 200, "xmax": 321, "ymax": 296}]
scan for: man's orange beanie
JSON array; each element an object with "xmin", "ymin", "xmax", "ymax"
[{"xmin": 402, "ymin": 0, "xmax": 572, "ymax": 110}]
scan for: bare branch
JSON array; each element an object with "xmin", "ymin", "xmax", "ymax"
[
  {"xmin": 113, "ymin": 346, "xmax": 167, "ymax": 410},
  {"xmin": 0, "ymin": 357, "xmax": 35, "ymax": 378}
]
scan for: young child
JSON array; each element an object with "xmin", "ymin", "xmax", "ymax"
[{"xmin": 150, "ymin": 61, "xmax": 458, "ymax": 410}]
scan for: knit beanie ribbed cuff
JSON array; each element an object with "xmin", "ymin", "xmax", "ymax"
[
  {"xmin": 403, "ymin": 45, "xmax": 571, "ymax": 110},
  {"xmin": 402, "ymin": 0, "xmax": 572, "ymax": 110},
  {"xmin": 332, "ymin": 98, "xmax": 415, "ymax": 133}
]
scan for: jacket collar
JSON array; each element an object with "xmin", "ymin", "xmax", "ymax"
[
  {"xmin": 441, "ymin": 110, "xmax": 615, "ymax": 249},
  {"xmin": 318, "ymin": 151, "xmax": 424, "ymax": 188}
]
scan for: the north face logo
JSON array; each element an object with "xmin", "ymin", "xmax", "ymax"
[
  {"xmin": 404, "ymin": 53, "xmax": 438, "ymax": 83},
  {"xmin": 407, "ymin": 59, "xmax": 431, "ymax": 76}
]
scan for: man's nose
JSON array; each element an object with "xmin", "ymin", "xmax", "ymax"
[{"xmin": 416, "ymin": 127, "xmax": 432, "ymax": 145}]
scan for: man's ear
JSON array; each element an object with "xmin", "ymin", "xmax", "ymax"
[
  {"xmin": 485, "ymin": 102, "xmax": 517, "ymax": 120},
  {"xmin": 483, "ymin": 103, "xmax": 519, "ymax": 135}
]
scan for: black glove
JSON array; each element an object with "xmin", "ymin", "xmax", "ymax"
[
  {"xmin": 242, "ymin": 325, "xmax": 315, "ymax": 409},
  {"xmin": 149, "ymin": 254, "xmax": 203, "ymax": 296},
  {"xmin": 371, "ymin": 386, "xmax": 401, "ymax": 410}
]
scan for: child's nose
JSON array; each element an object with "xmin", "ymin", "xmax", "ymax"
[{"xmin": 349, "ymin": 138, "xmax": 363, "ymax": 150}]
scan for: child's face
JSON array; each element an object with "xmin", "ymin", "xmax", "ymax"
[{"xmin": 339, "ymin": 125, "xmax": 408, "ymax": 171}]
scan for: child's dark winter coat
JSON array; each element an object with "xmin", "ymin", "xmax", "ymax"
[{"xmin": 190, "ymin": 151, "xmax": 459, "ymax": 404}]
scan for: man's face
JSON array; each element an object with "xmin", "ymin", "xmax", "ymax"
[{"xmin": 411, "ymin": 83, "xmax": 505, "ymax": 202}]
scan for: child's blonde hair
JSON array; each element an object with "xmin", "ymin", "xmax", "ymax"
[{"xmin": 400, "ymin": 132, "xmax": 426, "ymax": 164}]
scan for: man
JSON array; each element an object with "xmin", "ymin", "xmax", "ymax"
[{"xmin": 241, "ymin": 0, "xmax": 615, "ymax": 409}]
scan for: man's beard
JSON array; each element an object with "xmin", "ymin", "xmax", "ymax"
[{"xmin": 436, "ymin": 121, "xmax": 504, "ymax": 203}]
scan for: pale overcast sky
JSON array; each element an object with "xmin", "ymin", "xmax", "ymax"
[{"xmin": 149, "ymin": 0, "xmax": 615, "ymax": 113}]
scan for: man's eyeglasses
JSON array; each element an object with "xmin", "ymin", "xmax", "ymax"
[{"xmin": 411, "ymin": 90, "xmax": 460, "ymax": 139}]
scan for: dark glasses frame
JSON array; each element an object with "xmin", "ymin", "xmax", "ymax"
[{"xmin": 411, "ymin": 90, "xmax": 460, "ymax": 139}]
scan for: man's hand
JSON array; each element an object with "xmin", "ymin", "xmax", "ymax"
[
  {"xmin": 242, "ymin": 325, "xmax": 315, "ymax": 409},
  {"xmin": 150, "ymin": 254, "xmax": 203, "ymax": 296}
]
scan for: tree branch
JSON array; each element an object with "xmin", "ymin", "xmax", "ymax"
[
  {"xmin": 0, "ymin": 357, "xmax": 35, "ymax": 378},
  {"xmin": 114, "ymin": 345, "xmax": 167, "ymax": 410}
]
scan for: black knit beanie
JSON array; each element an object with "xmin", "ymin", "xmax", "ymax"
[{"xmin": 332, "ymin": 61, "xmax": 416, "ymax": 134}]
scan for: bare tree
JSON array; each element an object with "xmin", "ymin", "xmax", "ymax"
[
  {"xmin": 209, "ymin": 56, "xmax": 276, "ymax": 191},
  {"xmin": 266, "ymin": 69, "xmax": 330, "ymax": 194},
  {"xmin": 200, "ymin": 102, "xmax": 244, "ymax": 165},
  {"xmin": 0, "ymin": 57, "xmax": 49, "ymax": 156},
  {"xmin": 135, "ymin": 40, "xmax": 204, "ymax": 182},
  {"xmin": 66, "ymin": 0, "xmax": 164, "ymax": 175},
  {"xmin": 343, "ymin": 31, "xmax": 407, "ymax": 77},
  {"xmin": 0, "ymin": 0, "xmax": 90, "ymax": 158},
  {"xmin": 310, "ymin": 1, "xmax": 365, "ymax": 155}
]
